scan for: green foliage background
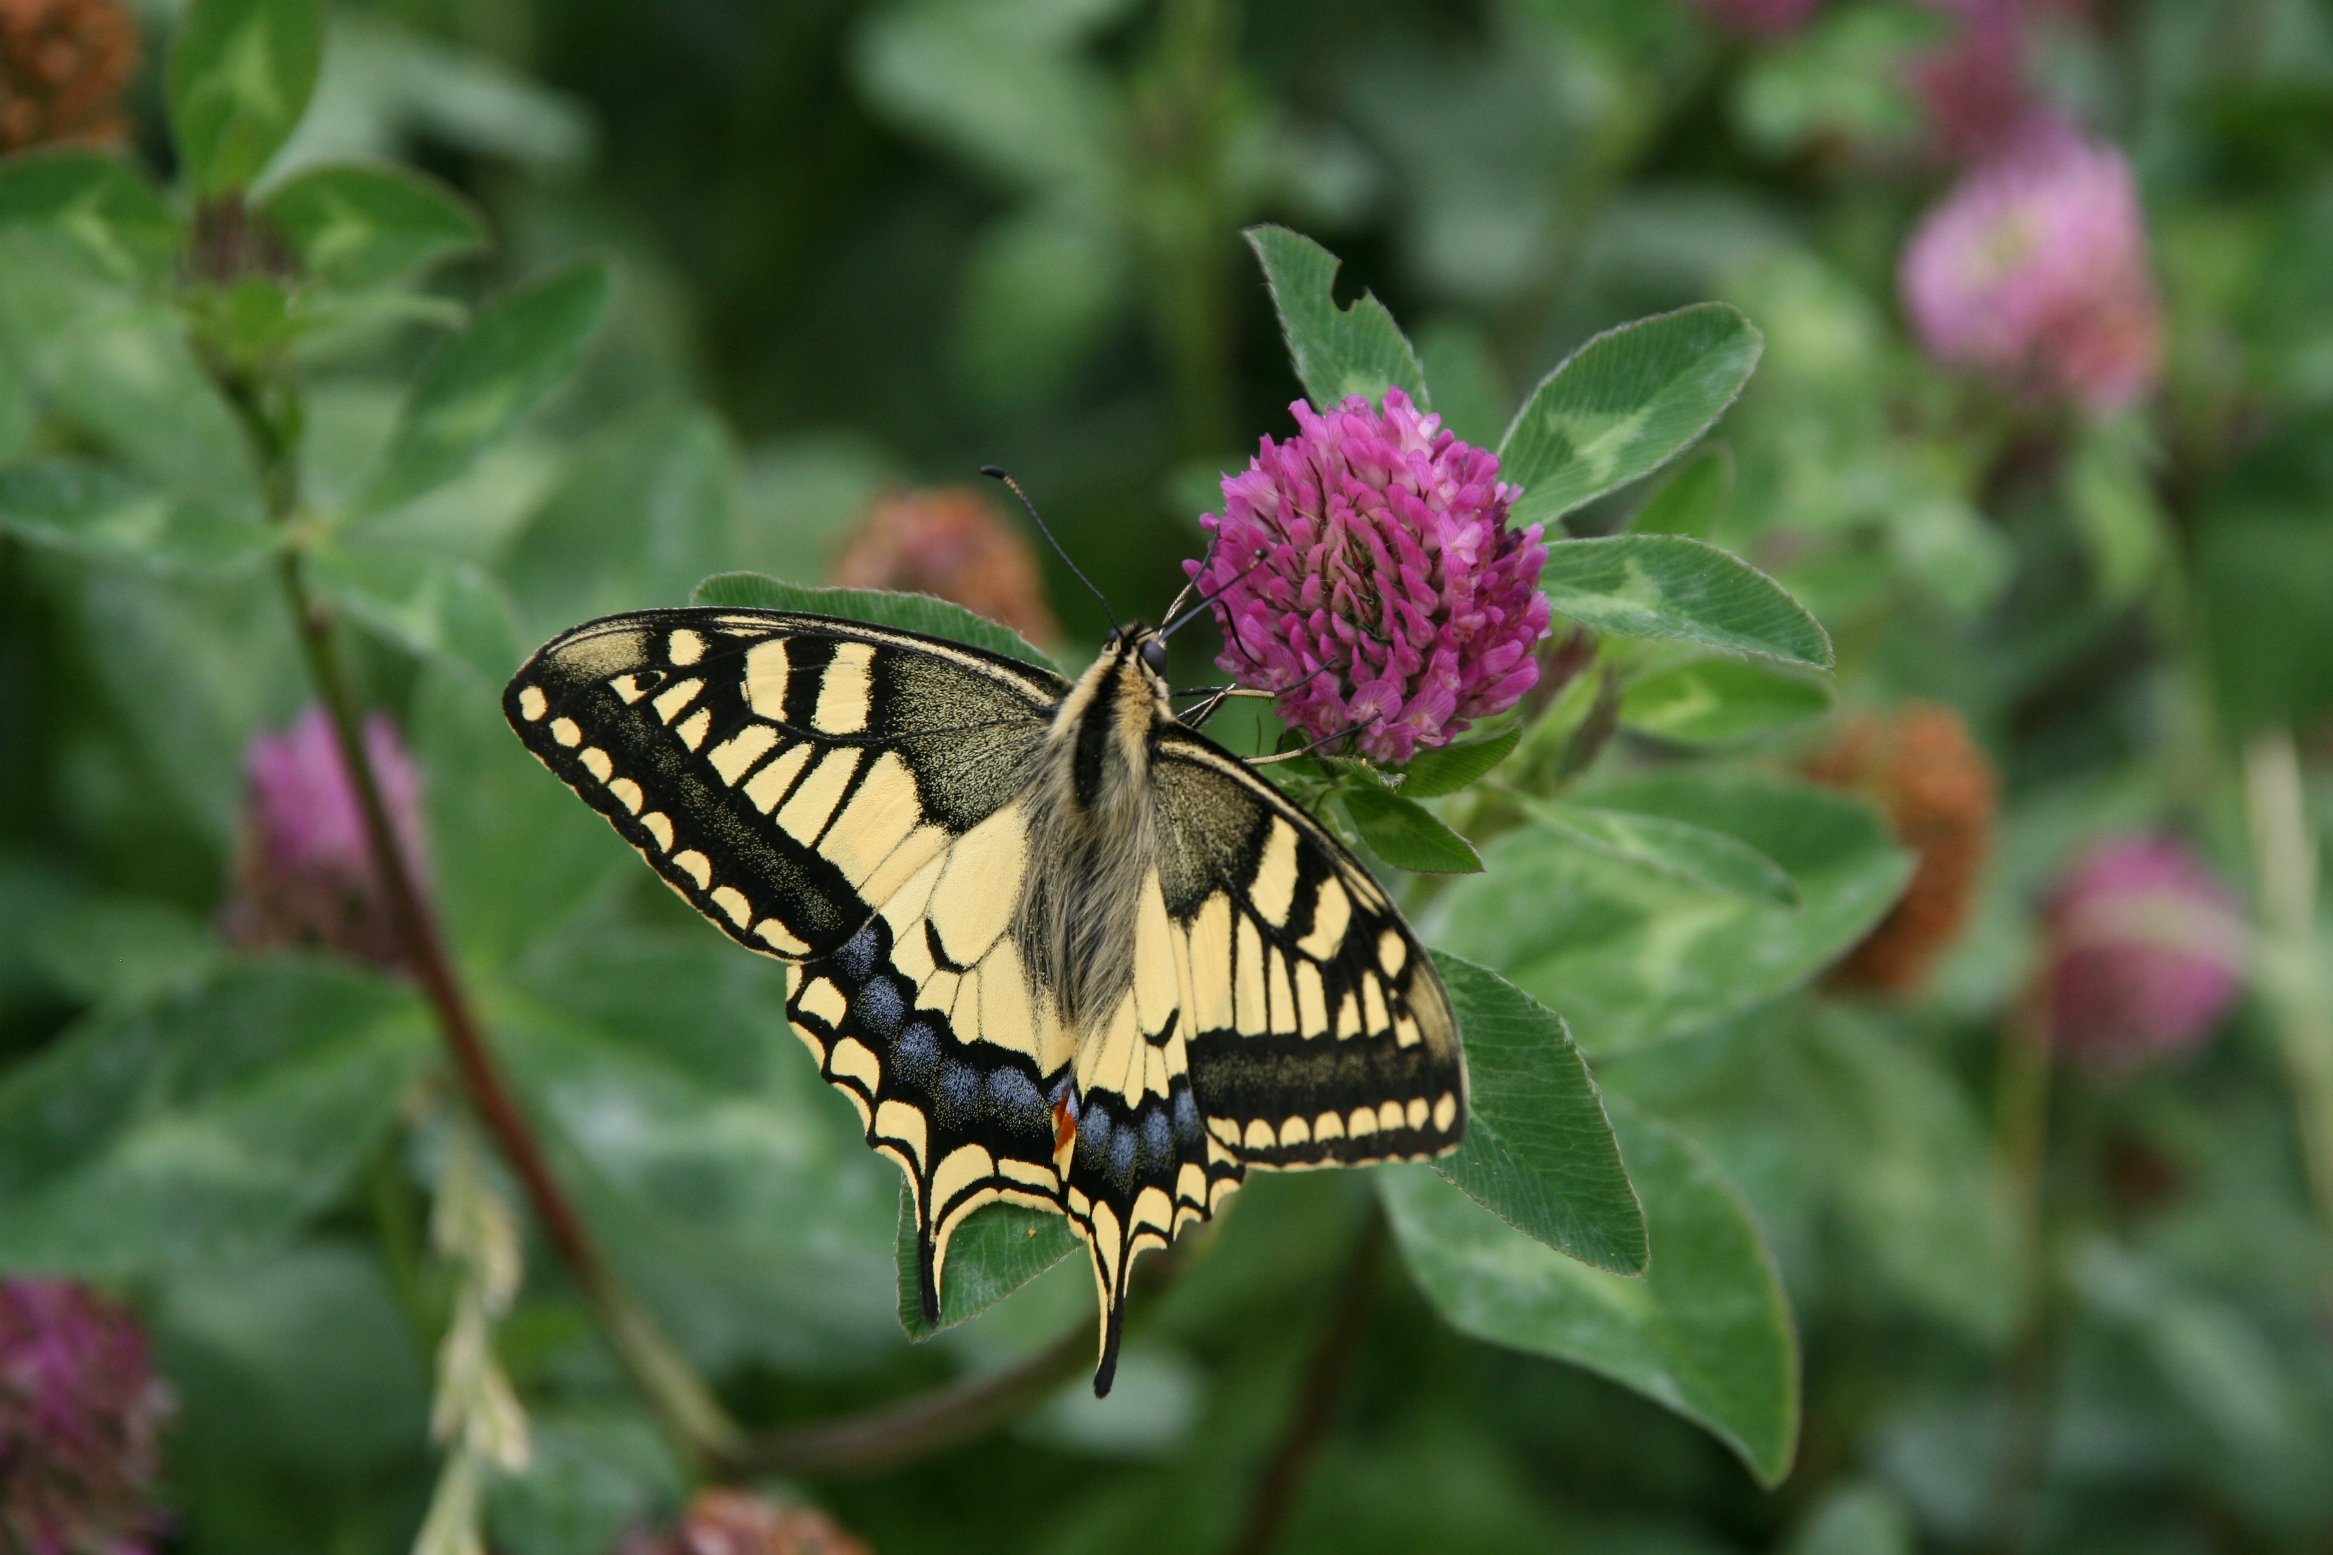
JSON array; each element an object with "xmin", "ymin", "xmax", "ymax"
[{"xmin": 5, "ymin": 1, "xmax": 2333, "ymax": 1553}]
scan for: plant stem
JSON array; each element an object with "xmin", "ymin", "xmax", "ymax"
[
  {"xmin": 215, "ymin": 360, "xmax": 743, "ymax": 1466},
  {"xmin": 274, "ymin": 546, "xmax": 742, "ymax": 1462},
  {"xmin": 722, "ymin": 1249, "xmax": 1181, "ymax": 1477},
  {"xmin": 1224, "ymin": 1209, "xmax": 1386, "ymax": 1555},
  {"xmin": 2242, "ymin": 731, "xmax": 2333, "ymax": 1254},
  {"xmin": 1983, "ymin": 988, "xmax": 2058, "ymax": 1555},
  {"xmin": 723, "ymin": 1322, "xmax": 1094, "ymax": 1478},
  {"xmin": 1145, "ymin": 0, "xmax": 1236, "ymax": 458}
]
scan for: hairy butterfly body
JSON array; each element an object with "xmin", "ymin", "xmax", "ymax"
[{"xmin": 505, "ymin": 605, "xmax": 1465, "ymax": 1392}]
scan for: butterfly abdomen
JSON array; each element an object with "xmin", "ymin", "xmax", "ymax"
[{"xmin": 1015, "ymin": 641, "xmax": 1170, "ymax": 1033}]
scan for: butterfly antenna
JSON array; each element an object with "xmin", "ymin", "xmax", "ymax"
[
  {"xmin": 1159, "ymin": 544, "xmax": 1270, "ymax": 641},
  {"xmin": 981, "ymin": 466, "xmax": 1117, "ymax": 632},
  {"xmin": 1156, "ymin": 531, "xmax": 1220, "ymax": 626}
]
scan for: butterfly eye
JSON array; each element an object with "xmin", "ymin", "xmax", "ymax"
[{"xmin": 1140, "ymin": 637, "xmax": 1170, "ymax": 677}]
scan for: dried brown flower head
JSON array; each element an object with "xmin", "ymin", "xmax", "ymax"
[
  {"xmin": 0, "ymin": 0, "xmax": 139, "ymax": 155},
  {"xmin": 833, "ymin": 486, "xmax": 1060, "ymax": 647},
  {"xmin": 1810, "ymin": 701, "xmax": 1998, "ymax": 995}
]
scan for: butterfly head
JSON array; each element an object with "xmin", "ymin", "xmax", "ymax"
[{"xmin": 1103, "ymin": 624, "xmax": 1173, "ymax": 697}]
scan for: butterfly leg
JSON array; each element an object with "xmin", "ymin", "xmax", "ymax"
[
  {"xmin": 1175, "ymin": 685, "xmax": 1273, "ymax": 729},
  {"xmin": 1245, "ymin": 711, "xmax": 1384, "ymax": 766}
]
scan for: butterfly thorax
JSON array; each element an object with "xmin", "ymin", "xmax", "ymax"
[{"xmin": 1013, "ymin": 630, "xmax": 1174, "ymax": 1034}]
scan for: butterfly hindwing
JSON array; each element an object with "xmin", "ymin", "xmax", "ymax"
[{"xmin": 1153, "ymin": 736, "xmax": 1467, "ymax": 1169}]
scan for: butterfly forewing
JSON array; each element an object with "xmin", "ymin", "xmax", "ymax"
[{"xmin": 506, "ymin": 605, "xmax": 1465, "ymax": 1394}]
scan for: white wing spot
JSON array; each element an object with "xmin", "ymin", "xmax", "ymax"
[
  {"xmin": 1298, "ymin": 876, "xmax": 1350, "ymax": 960},
  {"xmin": 829, "ymin": 1036, "xmax": 881, "ymax": 1092},
  {"xmin": 549, "ymin": 717, "xmax": 581, "ymax": 748},
  {"xmin": 814, "ymin": 642, "xmax": 874, "ymax": 735},
  {"xmin": 641, "ymin": 812, "xmax": 675, "ymax": 851},
  {"xmin": 744, "ymin": 640, "xmax": 791, "ymax": 719},
  {"xmin": 756, "ymin": 919, "xmax": 809, "ymax": 955},
  {"xmin": 1250, "ymin": 819, "xmax": 1300, "ymax": 927},
  {"xmin": 517, "ymin": 685, "xmax": 548, "ymax": 721},
  {"xmin": 652, "ymin": 678, "xmax": 703, "ymax": 724},
  {"xmin": 799, "ymin": 976, "xmax": 848, "ymax": 1026},
  {"xmin": 668, "ymin": 628, "xmax": 706, "ymax": 666},
  {"xmin": 671, "ymin": 849, "xmax": 713, "ymax": 890},
  {"xmin": 578, "ymin": 747, "xmax": 613, "ymax": 782},
  {"xmin": 708, "ymin": 724, "xmax": 779, "ymax": 785}
]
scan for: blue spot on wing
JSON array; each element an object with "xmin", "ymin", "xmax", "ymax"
[
  {"xmin": 936, "ymin": 1058, "xmax": 982, "ymax": 1127},
  {"xmin": 1140, "ymin": 1107, "xmax": 1174, "ymax": 1175},
  {"xmin": 852, "ymin": 977, "xmax": 905, "ymax": 1040},
  {"xmin": 892, "ymin": 1020, "xmax": 941, "ymax": 1087},
  {"xmin": 988, "ymin": 1068, "xmax": 1047, "ymax": 1130},
  {"xmin": 833, "ymin": 924, "xmax": 880, "ymax": 983}
]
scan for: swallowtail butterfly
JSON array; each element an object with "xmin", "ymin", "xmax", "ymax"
[{"xmin": 506, "ymin": 604, "xmax": 1466, "ymax": 1392}]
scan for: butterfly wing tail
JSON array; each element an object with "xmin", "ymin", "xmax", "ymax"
[{"xmin": 1093, "ymin": 1279, "xmax": 1126, "ymax": 1397}]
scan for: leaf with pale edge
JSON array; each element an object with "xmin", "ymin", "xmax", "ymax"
[
  {"xmin": 1245, "ymin": 225, "xmax": 1428, "ymax": 412},
  {"xmin": 0, "ymin": 458, "xmax": 274, "ymax": 573},
  {"xmin": 1541, "ymin": 535, "xmax": 1832, "ymax": 669},
  {"xmin": 1383, "ymin": 1100, "xmax": 1798, "ymax": 1485},
  {"xmin": 309, "ymin": 539, "xmax": 521, "ymax": 684},
  {"xmin": 1620, "ymin": 657, "xmax": 1831, "ymax": 745},
  {"xmin": 1393, "ymin": 725, "xmax": 1521, "ymax": 799},
  {"xmin": 1521, "ymin": 799, "xmax": 1801, "ymax": 907},
  {"xmin": 0, "ymin": 150, "xmax": 177, "ymax": 283},
  {"xmin": 692, "ymin": 571, "xmax": 1061, "ymax": 674},
  {"xmin": 896, "ymin": 1193, "xmax": 1078, "ymax": 1339},
  {"xmin": 167, "ymin": 0, "xmax": 322, "ymax": 196},
  {"xmin": 0, "ymin": 957, "xmax": 428, "ymax": 1277},
  {"xmin": 259, "ymin": 163, "xmax": 486, "ymax": 290},
  {"xmin": 1339, "ymin": 785, "xmax": 1482, "ymax": 874},
  {"xmin": 1432, "ymin": 772, "xmax": 1910, "ymax": 1053},
  {"xmin": 1501, "ymin": 304, "xmax": 1762, "ymax": 527},
  {"xmin": 355, "ymin": 260, "xmax": 609, "ymax": 514},
  {"xmin": 1428, "ymin": 953, "xmax": 1644, "ymax": 1272}
]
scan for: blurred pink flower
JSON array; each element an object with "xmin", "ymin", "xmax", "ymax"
[
  {"xmin": 1690, "ymin": 0, "xmax": 1824, "ymax": 36},
  {"xmin": 1898, "ymin": 132, "xmax": 2162, "ymax": 411},
  {"xmin": 221, "ymin": 706, "xmax": 428, "ymax": 972},
  {"xmin": 1188, "ymin": 388, "xmax": 1551, "ymax": 764},
  {"xmin": 2044, "ymin": 837, "xmax": 2246, "ymax": 1071},
  {"xmin": 1, "ymin": 1280, "xmax": 169, "ymax": 1555},
  {"xmin": 1908, "ymin": 0, "xmax": 2090, "ymax": 164}
]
